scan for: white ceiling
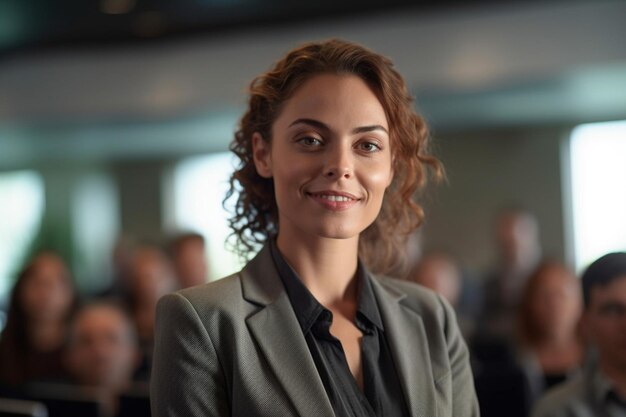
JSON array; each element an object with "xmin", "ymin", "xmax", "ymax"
[{"xmin": 1, "ymin": 0, "xmax": 625, "ymax": 166}]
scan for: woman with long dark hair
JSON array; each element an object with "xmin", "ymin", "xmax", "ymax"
[
  {"xmin": 0, "ymin": 251, "xmax": 77, "ymax": 388},
  {"xmin": 516, "ymin": 261, "xmax": 584, "ymax": 407}
]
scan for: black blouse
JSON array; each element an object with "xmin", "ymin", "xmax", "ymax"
[{"xmin": 270, "ymin": 240, "xmax": 409, "ymax": 417}]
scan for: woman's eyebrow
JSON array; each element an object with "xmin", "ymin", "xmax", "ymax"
[
  {"xmin": 351, "ymin": 125, "xmax": 388, "ymax": 135},
  {"xmin": 288, "ymin": 118, "xmax": 388, "ymax": 135},
  {"xmin": 288, "ymin": 118, "xmax": 329, "ymax": 132}
]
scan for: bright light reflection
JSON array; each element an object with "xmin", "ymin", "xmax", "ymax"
[
  {"xmin": 571, "ymin": 120, "xmax": 626, "ymax": 271},
  {"xmin": 172, "ymin": 153, "xmax": 246, "ymax": 281},
  {"xmin": 0, "ymin": 171, "xmax": 45, "ymax": 306}
]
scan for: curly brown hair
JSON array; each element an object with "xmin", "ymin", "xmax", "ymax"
[{"xmin": 225, "ymin": 39, "xmax": 442, "ymax": 275}]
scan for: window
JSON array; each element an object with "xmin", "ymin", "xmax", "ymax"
[
  {"xmin": 570, "ymin": 120, "xmax": 626, "ymax": 271},
  {"xmin": 168, "ymin": 153, "xmax": 247, "ymax": 280},
  {"xmin": 71, "ymin": 173, "xmax": 120, "ymax": 292},
  {"xmin": 0, "ymin": 171, "xmax": 45, "ymax": 309}
]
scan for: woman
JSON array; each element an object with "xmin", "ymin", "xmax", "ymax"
[
  {"xmin": 0, "ymin": 251, "xmax": 77, "ymax": 389},
  {"xmin": 126, "ymin": 244, "xmax": 176, "ymax": 380},
  {"xmin": 515, "ymin": 261, "xmax": 584, "ymax": 408},
  {"xmin": 151, "ymin": 39, "xmax": 478, "ymax": 417}
]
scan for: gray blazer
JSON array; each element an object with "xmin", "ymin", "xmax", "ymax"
[{"xmin": 150, "ymin": 245, "xmax": 479, "ymax": 417}]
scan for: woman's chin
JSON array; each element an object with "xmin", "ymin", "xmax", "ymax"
[{"xmin": 313, "ymin": 224, "xmax": 362, "ymax": 241}]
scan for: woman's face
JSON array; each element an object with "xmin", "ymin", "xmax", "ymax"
[
  {"xmin": 253, "ymin": 74, "xmax": 393, "ymax": 243},
  {"xmin": 130, "ymin": 247, "xmax": 175, "ymax": 305},
  {"xmin": 20, "ymin": 253, "xmax": 74, "ymax": 323},
  {"xmin": 529, "ymin": 265, "xmax": 581, "ymax": 338}
]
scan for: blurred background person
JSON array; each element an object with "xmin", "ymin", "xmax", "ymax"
[
  {"xmin": 532, "ymin": 252, "xmax": 626, "ymax": 417},
  {"xmin": 386, "ymin": 229, "xmax": 424, "ymax": 279},
  {"xmin": 473, "ymin": 260, "xmax": 583, "ymax": 417},
  {"xmin": 168, "ymin": 232, "xmax": 209, "ymax": 289},
  {"xmin": 98, "ymin": 235, "xmax": 137, "ymax": 299},
  {"xmin": 64, "ymin": 302, "xmax": 142, "ymax": 417},
  {"xmin": 124, "ymin": 244, "xmax": 175, "ymax": 380},
  {"xmin": 407, "ymin": 250, "xmax": 481, "ymax": 338},
  {"xmin": 515, "ymin": 260, "xmax": 584, "ymax": 410},
  {"xmin": 479, "ymin": 207, "xmax": 542, "ymax": 341},
  {"xmin": 0, "ymin": 251, "xmax": 77, "ymax": 390},
  {"xmin": 407, "ymin": 250, "xmax": 461, "ymax": 306}
]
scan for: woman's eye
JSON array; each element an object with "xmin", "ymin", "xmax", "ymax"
[
  {"xmin": 358, "ymin": 141, "xmax": 381, "ymax": 152},
  {"xmin": 298, "ymin": 136, "xmax": 322, "ymax": 147}
]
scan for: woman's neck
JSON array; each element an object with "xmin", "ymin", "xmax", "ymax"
[
  {"xmin": 28, "ymin": 320, "xmax": 65, "ymax": 352},
  {"xmin": 531, "ymin": 334, "xmax": 583, "ymax": 374},
  {"xmin": 82, "ymin": 384, "xmax": 126, "ymax": 417},
  {"xmin": 276, "ymin": 232, "xmax": 359, "ymax": 308}
]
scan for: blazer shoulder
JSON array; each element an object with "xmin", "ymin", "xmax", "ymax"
[
  {"xmin": 374, "ymin": 275, "xmax": 446, "ymax": 315},
  {"xmin": 169, "ymin": 272, "xmax": 246, "ymax": 315}
]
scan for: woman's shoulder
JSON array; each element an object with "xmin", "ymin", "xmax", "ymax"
[
  {"xmin": 160, "ymin": 272, "xmax": 247, "ymax": 316},
  {"xmin": 372, "ymin": 274, "xmax": 449, "ymax": 318}
]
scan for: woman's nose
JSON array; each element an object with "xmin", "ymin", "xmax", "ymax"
[{"xmin": 324, "ymin": 146, "xmax": 354, "ymax": 179}]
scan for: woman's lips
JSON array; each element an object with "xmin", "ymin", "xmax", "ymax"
[{"xmin": 306, "ymin": 191, "xmax": 360, "ymax": 211}]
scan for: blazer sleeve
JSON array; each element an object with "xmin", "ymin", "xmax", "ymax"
[
  {"xmin": 150, "ymin": 292, "xmax": 230, "ymax": 417},
  {"xmin": 440, "ymin": 295, "xmax": 480, "ymax": 417}
]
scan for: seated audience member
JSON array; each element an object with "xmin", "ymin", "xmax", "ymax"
[
  {"xmin": 125, "ymin": 245, "xmax": 175, "ymax": 379},
  {"xmin": 168, "ymin": 232, "xmax": 209, "ymax": 289},
  {"xmin": 407, "ymin": 251, "xmax": 480, "ymax": 338},
  {"xmin": 532, "ymin": 252, "xmax": 626, "ymax": 417},
  {"xmin": 0, "ymin": 252, "xmax": 77, "ymax": 388},
  {"xmin": 386, "ymin": 229, "xmax": 424, "ymax": 279},
  {"xmin": 408, "ymin": 251, "xmax": 461, "ymax": 306},
  {"xmin": 98, "ymin": 235, "xmax": 136, "ymax": 299},
  {"xmin": 516, "ymin": 261, "xmax": 584, "ymax": 408},
  {"xmin": 64, "ymin": 302, "xmax": 141, "ymax": 417},
  {"xmin": 479, "ymin": 207, "xmax": 542, "ymax": 341}
]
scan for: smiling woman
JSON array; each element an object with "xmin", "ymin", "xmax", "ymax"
[
  {"xmin": 151, "ymin": 39, "xmax": 479, "ymax": 417},
  {"xmin": 228, "ymin": 40, "xmax": 444, "ymax": 274},
  {"xmin": 252, "ymin": 74, "xmax": 394, "ymax": 251}
]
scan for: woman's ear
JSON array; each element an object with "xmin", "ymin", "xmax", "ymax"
[{"xmin": 252, "ymin": 132, "xmax": 272, "ymax": 178}]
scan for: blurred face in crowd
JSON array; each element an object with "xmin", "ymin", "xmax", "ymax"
[
  {"xmin": 409, "ymin": 253, "xmax": 461, "ymax": 307},
  {"xmin": 583, "ymin": 275, "xmax": 626, "ymax": 371},
  {"xmin": 528, "ymin": 264, "xmax": 581, "ymax": 340},
  {"xmin": 173, "ymin": 238, "xmax": 208, "ymax": 288},
  {"xmin": 253, "ymin": 74, "xmax": 393, "ymax": 243},
  {"xmin": 66, "ymin": 305, "xmax": 138, "ymax": 389},
  {"xmin": 20, "ymin": 253, "xmax": 74, "ymax": 324},
  {"xmin": 496, "ymin": 211, "xmax": 539, "ymax": 268},
  {"xmin": 130, "ymin": 247, "xmax": 175, "ymax": 305}
]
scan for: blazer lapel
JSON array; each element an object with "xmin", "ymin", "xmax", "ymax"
[
  {"xmin": 241, "ymin": 246, "xmax": 335, "ymax": 417},
  {"xmin": 371, "ymin": 278, "xmax": 437, "ymax": 417}
]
